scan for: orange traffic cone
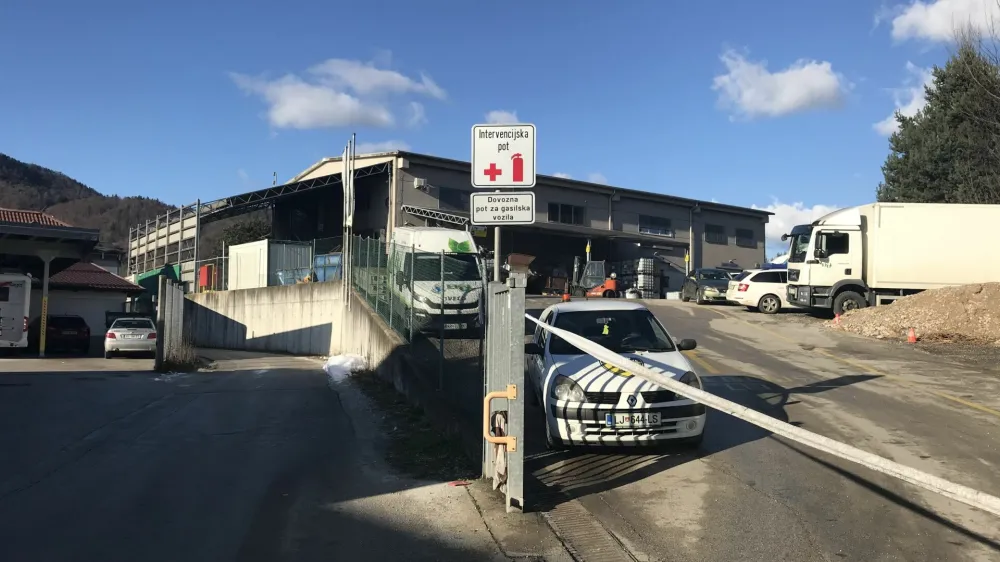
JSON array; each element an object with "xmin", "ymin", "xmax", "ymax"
[
  {"xmin": 907, "ymin": 327, "xmax": 917, "ymax": 343},
  {"xmin": 834, "ymin": 313, "xmax": 841, "ymax": 326},
  {"xmin": 561, "ymin": 292, "xmax": 571, "ymax": 302}
]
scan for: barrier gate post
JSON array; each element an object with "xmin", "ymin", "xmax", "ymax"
[{"xmin": 483, "ymin": 273, "xmax": 526, "ymax": 513}]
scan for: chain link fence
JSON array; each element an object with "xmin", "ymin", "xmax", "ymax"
[{"xmin": 349, "ymin": 234, "xmax": 487, "ymax": 425}]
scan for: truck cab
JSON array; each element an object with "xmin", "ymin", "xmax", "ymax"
[
  {"xmin": 388, "ymin": 227, "xmax": 486, "ymax": 337},
  {"xmin": 784, "ymin": 207, "xmax": 866, "ymax": 315}
]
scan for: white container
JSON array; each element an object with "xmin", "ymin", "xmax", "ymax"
[{"xmin": 227, "ymin": 240, "xmax": 313, "ymax": 290}]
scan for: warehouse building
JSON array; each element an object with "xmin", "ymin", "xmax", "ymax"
[
  {"xmin": 129, "ymin": 150, "xmax": 771, "ymax": 294},
  {"xmin": 288, "ymin": 151, "xmax": 771, "ymax": 292}
]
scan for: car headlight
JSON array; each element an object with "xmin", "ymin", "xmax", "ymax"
[
  {"xmin": 679, "ymin": 371, "xmax": 702, "ymax": 390},
  {"xmin": 551, "ymin": 374, "xmax": 586, "ymax": 402},
  {"xmin": 703, "ymin": 287, "xmax": 718, "ymax": 294}
]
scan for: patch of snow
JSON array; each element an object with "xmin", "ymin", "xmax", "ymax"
[{"xmin": 323, "ymin": 354, "xmax": 367, "ymax": 382}]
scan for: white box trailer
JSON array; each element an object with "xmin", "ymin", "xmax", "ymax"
[
  {"xmin": 0, "ymin": 274, "xmax": 31, "ymax": 348},
  {"xmin": 227, "ymin": 240, "xmax": 313, "ymax": 290},
  {"xmin": 784, "ymin": 202, "xmax": 1000, "ymax": 315}
]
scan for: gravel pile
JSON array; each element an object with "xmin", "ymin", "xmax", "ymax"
[{"xmin": 826, "ymin": 283, "xmax": 1000, "ymax": 346}]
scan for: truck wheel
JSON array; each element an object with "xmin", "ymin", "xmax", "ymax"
[
  {"xmin": 602, "ymin": 290, "xmax": 616, "ymax": 298},
  {"xmin": 758, "ymin": 294, "xmax": 781, "ymax": 314},
  {"xmin": 833, "ymin": 291, "xmax": 866, "ymax": 316}
]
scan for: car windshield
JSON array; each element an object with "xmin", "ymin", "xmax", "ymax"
[
  {"xmin": 50, "ymin": 316, "xmax": 87, "ymax": 328},
  {"xmin": 410, "ymin": 254, "xmax": 482, "ymax": 282},
  {"xmin": 548, "ymin": 309, "xmax": 676, "ymax": 355},
  {"xmin": 112, "ymin": 319, "xmax": 154, "ymax": 330},
  {"xmin": 699, "ymin": 269, "xmax": 728, "ymax": 281}
]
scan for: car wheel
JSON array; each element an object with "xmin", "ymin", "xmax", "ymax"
[
  {"xmin": 681, "ymin": 293, "xmax": 690, "ymax": 302},
  {"xmin": 758, "ymin": 294, "xmax": 781, "ymax": 315},
  {"xmin": 696, "ymin": 289, "xmax": 706, "ymax": 305},
  {"xmin": 104, "ymin": 351, "xmax": 113, "ymax": 359},
  {"xmin": 545, "ymin": 420, "xmax": 566, "ymax": 450}
]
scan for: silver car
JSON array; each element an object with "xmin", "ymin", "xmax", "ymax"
[{"xmin": 104, "ymin": 318, "xmax": 157, "ymax": 358}]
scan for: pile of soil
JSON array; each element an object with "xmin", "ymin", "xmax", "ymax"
[{"xmin": 826, "ymin": 283, "xmax": 1000, "ymax": 346}]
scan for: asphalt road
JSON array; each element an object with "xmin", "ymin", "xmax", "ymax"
[
  {"xmin": 0, "ymin": 352, "xmax": 502, "ymax": 562},
  {"xmin": 524, "ymin": 297, "xmax": 1000, "ymax": 562}
]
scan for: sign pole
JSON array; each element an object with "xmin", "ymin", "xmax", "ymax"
[{"xmin": 494, "ymin": 226, "xmax": 501, "ymax": 281}]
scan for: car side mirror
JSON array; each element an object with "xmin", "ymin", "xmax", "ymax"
[
  {"xmin": 677, "ymin": 339, "xmax": 697, "ymax": 351},
  {"xmin": 524, "ymin": 342, "xmax": 543, "ymax": 355}
]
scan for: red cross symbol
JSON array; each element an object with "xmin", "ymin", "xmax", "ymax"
[{"xmin": 483, "ymin": 163, "xmax": 502, "ymax": 181}]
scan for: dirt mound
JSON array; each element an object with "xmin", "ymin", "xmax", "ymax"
[{"xmin": 826, "ymin": 283, "xmax": 1000, "ymax": 346}]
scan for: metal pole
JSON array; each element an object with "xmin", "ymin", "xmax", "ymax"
[
  {"xmin": 439, "ymin": 249, "xmax": 446, "ymax": 391},
  {"xmin": 374, "ymin": 234, "xmax": 382, "ymax": 316},
  {"xmin": 493, "ymin": 227, "xmax": 501, "ymax": 282},
  {"xmin": 366, "ymin": 237, "xmax": 372, "ymax": 299},
  {"xmin": 388, "ymin": 241, "xmax": 394, "ymax": 332},
  {"xmin": 38, "ymin": 257, "xmax": 51, "ymax": 358},
  {"xmin": 194, "ymin": 199, "xmax": 201, "ymax": 270},
  {"xmin": 154, "ymin": 275, "xmax": 166, "ymax": 370},
  {"xmin": 408, "ymin": 244, "xmax": 415, "ymax": 342}
]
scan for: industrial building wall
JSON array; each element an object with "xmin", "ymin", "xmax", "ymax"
[{"xmin": 694, "ymin": 208, "xmax": 767, "ymax": 271}]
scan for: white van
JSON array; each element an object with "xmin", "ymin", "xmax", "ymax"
[
  {"xmin": 0, "ymin": 274, "xmax": 31, "ymax": 348},
  {"xmin": 388, "ymin": 227, "xmax": 485, "ymax": 336}
]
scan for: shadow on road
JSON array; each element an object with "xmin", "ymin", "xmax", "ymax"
[{"xmin": 524, "ymin": 372, "xmax": 881, "ymax": 512}]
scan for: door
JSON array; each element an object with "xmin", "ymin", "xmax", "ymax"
[
  {"xmin": 527, "ymin": 309, "xmax": 552, "ymax": 394},
  {"xmin": 0, "ymin": 279, "xmax": 28, "ymax": 347},
  {"xmin": 812, "ymin": 230, "xmax": 861, "ymax": 287},
  {"xmin": 682, "ymin": 275, "xmax": 695, "ymax": 299}
]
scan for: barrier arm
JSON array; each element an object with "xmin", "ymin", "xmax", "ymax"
[
  {"xmin": 484, "ymin": 384, "xmax": 518, "ymax": 452},
  {"xmin": 526, "ymin": 314, "xmax": 1000, "ymax": 519}
]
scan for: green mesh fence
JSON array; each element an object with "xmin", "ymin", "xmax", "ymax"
[{"xmin": 348, "ymin": 234, "xmax": 487, "ymax": 425}]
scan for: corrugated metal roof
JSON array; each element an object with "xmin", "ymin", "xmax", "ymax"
[{"xmin": 0, "ymin": 207, "xmax": 71, "ymax": 227}]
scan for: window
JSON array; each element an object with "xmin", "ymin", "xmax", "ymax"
[
  {"xmin": 735, "ymin": 228, "xmax": 756, "ymax": 248},
  {"xmin": 733, "ymin": 270, "xmax": 753, "ymax": 281},
  {"xmin": 818, "ymin": 232, "xmax": 850, "ymax": 256},
  {"xmin": 750, "ymin": 271, "xmax": 782, "ymax": 284},
  {"xmin": 0, "ymin": 287, "xmax": 8, "ymax": 302},
  {"xmin": 638, "ymin": 215, "xmax": 673, "ymax": 237},
  {"xmin": 111, "ymin": 319, "xmax": 155, "ymax": 330},
  {"xmin": 697, "ymin": 269, "xmax": 729, "ymax": 281},
  {"xmin": 548, "ymin": 202, "xmax": 585, "ymax": 225},
  {"xmin": 705, "ymin": 224, "xmax": 727, "ymax": 245},
  {"xmin": 438, "ymin": 186, "xmax": 470, "ymax": 211},
  {"xmin": 547, "ymin": 309, "xmax": 676, "ymax": 355}
]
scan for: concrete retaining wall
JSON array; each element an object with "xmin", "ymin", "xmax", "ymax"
[{"xmin": 185, "ymin": 283, "xmax": 344, "ymax": 355}]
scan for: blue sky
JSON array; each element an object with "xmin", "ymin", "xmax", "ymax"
[{"xmin": 0, "ymin": 0, "xmax": 988, "ymax": 250}]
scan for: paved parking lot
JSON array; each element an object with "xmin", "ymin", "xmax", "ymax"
[{"xmin": 524, "ymin": 296, "xmax": 1000, "ymax": 562}]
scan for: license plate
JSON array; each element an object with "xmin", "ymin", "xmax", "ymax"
[
  {"xmin": 605, "ymin": 412, "xmax": 661, "ymax": 427},
  {"xmin": 123, "ymin": 334, "xmax": 142, "ymax": 339},
  {"xmin": 63, "ymin": 330, "xmax": 77, "ymax": 335},
  {"xmin": 443, "ymin": 323, "xmax": 467, "ymax": 330}
]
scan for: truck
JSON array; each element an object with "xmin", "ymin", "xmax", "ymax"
[
  {"xmin": 783, "ymin": 202, "xmax": 1000, "ymax": 316},
  {"xmin": 386, "ymin": 227, "xmax": 486, "ymax": 337},
  {"xmin": 0, "ymin": 274, "xmax": 31, "ymax": 349}
]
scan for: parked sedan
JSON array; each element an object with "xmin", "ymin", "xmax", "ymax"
[
  {"xmin": 27, "ymin": 315, "xmax": 91, "ymax": 354},
  {"xmin": 105, "ymin": 317, "xmax": 157, "ymax": 358},
  {"xmin": 680, "ymin": 268, "xmax": 732, "ymax": 304},
  {"xmin": 727, "ymin": 269, "xmax": 798, "ymax": 314},
  {"xmin": 525, "ymin": 300, "xmax": 706, "ymax": 449}
]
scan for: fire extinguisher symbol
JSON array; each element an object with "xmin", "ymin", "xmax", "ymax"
[{"xmin": 511, "ymin": 153, "xmax": 524, "ymax": 182}]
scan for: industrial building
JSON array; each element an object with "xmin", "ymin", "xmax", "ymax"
[{"xmin": 128, "ymin": 150, "xmax": 771, "ymax": 294}]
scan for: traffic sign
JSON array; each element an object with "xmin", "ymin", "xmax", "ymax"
[
  {"xmin": 471, "ymin": 124, "xmax": 536, "ymax": 188},
  {"xmin": 470, "ymin": 192, "xmax": 536, "ymax": 225}
]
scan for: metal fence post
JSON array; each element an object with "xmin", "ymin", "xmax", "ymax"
[
  {"xmin": 408, "ymin": 244, "xmax": 415, "ymax": 342},
  {"xmin": 366, "ymin": 237, "xmax": 372, "ymax": 299},
  {"xmin": 388, "ymin": 242, "xmax": 395, "ymax": 333},
  {"xmin": 155, "ymin": 275, "xmax": 166, "ymax": 370},
  {"xmin": 374, "ymin": 234, "xmax": 381, "ymax": 317},
  {"xmin": 438, "ymin": 249, "xmax": 446, "ymax": 391},
  {"xmin": 505, "ymin": 275, "xmax": 526, "ymax": 513}
]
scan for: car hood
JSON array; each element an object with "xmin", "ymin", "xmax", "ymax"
[
  {"xmin": 549, "ymin": 350, "xmax": 693, "ymax": 393},
  {"xmin": 699, "ymin": 279, "xmax": 730, "ymax": 289}
]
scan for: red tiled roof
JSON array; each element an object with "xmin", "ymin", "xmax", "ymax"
[
  {"xmin": 47, "ymin": 262, "xmax": 144, "ymax": 293},
  {"xmin": 0, "ymin": 207, "xmax": 71, "ymax": 227}
]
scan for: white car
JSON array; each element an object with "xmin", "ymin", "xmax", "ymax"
[
  {"xmin": 104, "ymin": 317, "xmax": 157, "ymax": 358},
  {"xmin": 727, "ymin": 269, "xmax": 798, "ymax": 314},
  {"xmin": 525, "ymin": 301, "xmax": 707, "ymax": 449}
]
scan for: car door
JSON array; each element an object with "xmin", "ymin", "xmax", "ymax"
[
  {"xmin": 682, "ymin": 274, "xmax": 695, "ymax": 299},
  {"xmin": 748, "ymin": 271, "xmax": 781, "ymax": 301},
  {"xmin": 527, "ymin": 309, "xmax": 552, "ymax": 392}
]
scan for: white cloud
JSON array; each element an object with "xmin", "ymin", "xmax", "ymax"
[
  {"xmin": 231, "ymin": 54, "xmax": 446, "ymax": 130},
  {"xmin": 485, "ymin": 110, "xmax": 519, "ymax": 124},
  {"xmin": 587, "ymin": 172, "xmax": 608, "ymax": 184},
  {"xmin": 407, "ymin": 102, "xmax": 427, "ymax": 127},
  {"xmin": 354, "ymin": 140, "xmax": 411, "ymax": 153},
  {"xmin": 552, "ymin": 172, "xmax": 572, "ymax": 179},
  {"xmin": 750, "ymin": 200, "xmax": 841, "ymax": 253},
  {"xmin": 712, "ymin": 49, "xmax": 849, "ymax": 119},
  {"xmin": 890, "ymin": 0, "xmax": 1000, "ymax": 42},
  {"xmin": 874, "ymin": 62, "xmax": 935, "ymax": 136}
]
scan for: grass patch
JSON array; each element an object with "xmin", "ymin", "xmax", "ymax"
[
  {"xmin": 350, "ymin": 369, "xmax": 478, "ymax": 482},
  {"xmin": 157, "ymin": 342, "xmax": 203, "ymax": 373}
]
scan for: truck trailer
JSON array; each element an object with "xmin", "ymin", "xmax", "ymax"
[{"xmin": 783, "ymin": 202, "xmax": 1000, "ymax": 316}]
